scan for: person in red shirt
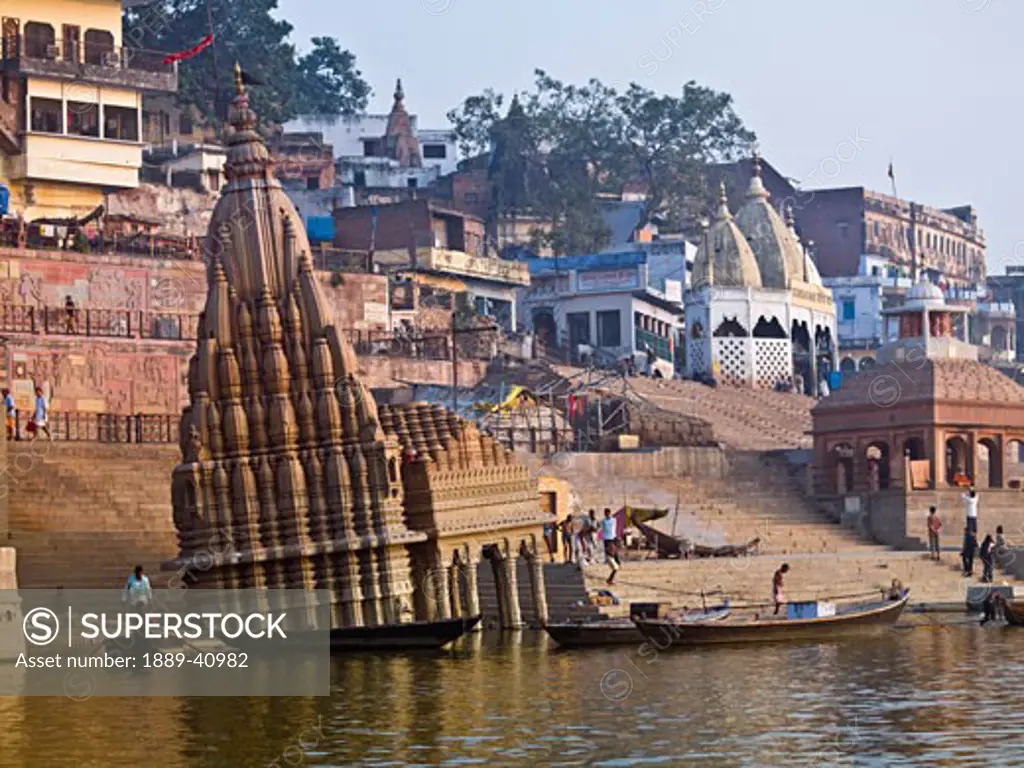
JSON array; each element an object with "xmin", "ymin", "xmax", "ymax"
[{"xmin": 927, "ymin": 506, "xmax": 942, "ymax": 561}]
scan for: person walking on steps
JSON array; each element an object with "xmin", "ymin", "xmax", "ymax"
[
  {"xmin": 980, "ymin": 532, "xmax": 995, "ymax": 584},
  {"xmin": 122, "ymin": 565, "xmax": 152, "ymax": 609},
  {"xmin": 927, "ymin": 506, "xmax": 942, "ymax": 561},
  {"xmin": 961, "ymin": 527, "xmax": 978, "ymax": 577},
  {"xmin": 31, "ymin": 387, "xmax": 51, "ymax": 441},
  {"xmin": 601, "ymin": 508, "xmax": 621, "ymax": 585},
  {"xmin": 963, "ymin": 486, "xmax": 979, "ymax": 535}
]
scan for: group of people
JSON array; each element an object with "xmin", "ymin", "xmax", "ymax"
[
  {"xmin": 2, "ymin": 386, "xmax": 50, "ymax": 441},
  {"xmin": 925, "ymin": 487, "xmax": 1008, "ymax": 584},
  {"xmin": 545, "ymin": 509, "xmax": 621, "ymax": 585}
]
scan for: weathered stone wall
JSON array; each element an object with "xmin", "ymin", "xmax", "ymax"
[{"xmin": 4, "ymin": 442, "xmax": 178, "ymax": 589}]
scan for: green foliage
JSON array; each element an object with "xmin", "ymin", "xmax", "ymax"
[
  {"xmin": 448, "ymin": 70, "xmax": 756, "ymax": 254},
  {"xmin": 124, "ymin": 0, "xmax": 370, "ymax": 128}
]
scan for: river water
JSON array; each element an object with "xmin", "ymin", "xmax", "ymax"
[{"xmin": 1, "ymin": 619, "xmax": 1022, "ymax": 766}]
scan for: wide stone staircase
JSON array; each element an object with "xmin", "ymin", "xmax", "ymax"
[{"xmin": 4, "ymin": 442, "xmax": 179, "ymax": 588}]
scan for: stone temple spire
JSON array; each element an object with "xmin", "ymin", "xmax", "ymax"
[
  {"xmin": 171, "ymin": 65, "xmax": 424, "ymax": 627},
  {"xmin": 384, "ymin": 76, "xmax": 423, "ymax": 168}
]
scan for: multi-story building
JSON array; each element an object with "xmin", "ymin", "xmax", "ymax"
[
  {"xmin": 332, "ymin": 198, "xmax": 529, "ymax": 331},
  {"xmin": 0, "ymin": 1, "xmax": 178, "ymax": 220},
  {"xmin": 268, "ymin": 130, "xmax": 335, "ymax": 191},
  {"xmin": 286, "ymin": 80, "xmax": 457, "ymax": 193},
  {"xmin": 795, "ymin": 187, "xmax": 986, "ymax": 288},
  {"xmin": 520, "ymin": 250, "xmax": 684, "ymax": 377},
  {"xmin": 987, "ymin": 266, "xmax": 1024, "ymax": 365}
]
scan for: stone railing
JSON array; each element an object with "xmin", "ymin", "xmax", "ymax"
[
  {"xmin": 12, "ymin": 410, "xmax": 178, "ymax": 443},
  {"xmin": 0, "ymin": 305, "xmax": 198, "ymax": 341}
]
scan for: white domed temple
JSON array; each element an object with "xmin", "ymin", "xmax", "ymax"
[{"xmin": 684, "ymin": 157, "xmax": 837, "ymax": 393}]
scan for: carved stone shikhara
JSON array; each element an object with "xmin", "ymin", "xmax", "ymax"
[{"xmin": 170, "ymin": 68, "xmax": 549, "ymax": 628}]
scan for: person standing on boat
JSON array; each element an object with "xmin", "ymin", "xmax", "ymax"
[
  {"xmin": 979, "ymin": 533, "xmax": 995, "ymax": 583},
  {"xmin": 772, "ymin": 563, "xmax": 789, "ymax": 616},
  {"xmin": 961, "ymin": 527, "xmax": 978, "ymax": 577},
  {"xmin": 927, "ymin": 506, "xmax": 942, "ymax": 561},
  {"xmin": 601, "ymin": 508, "xmax": 621, "ymax": 585},
  {"xmin": 963, "ymin": 487, "xmax": 979, "ymax": 535}
]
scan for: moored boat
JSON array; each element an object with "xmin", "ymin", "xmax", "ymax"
[
  {"xmin": 633, "ymin": 590, "xmax": 910, "ymax": 648},
  {"xmin": 1004, "ymin": 600, "xmax": 1024, "ymax": 626},
  {"xmin": 546, "ymin": 605, "xmax": 730, "ymax": 647},
  {"xmin": 329, "ymin": 615, "xmax": 481, "ymax": 651}
]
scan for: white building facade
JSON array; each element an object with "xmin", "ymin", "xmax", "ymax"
[{"xmin": 685, "ymin": 160, "xmax": 837, "ymax": 393}]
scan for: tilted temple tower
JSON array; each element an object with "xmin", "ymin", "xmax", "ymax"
[{"xmin": 170, "ymin": 68, "xmax": 548, "ymax": 628}]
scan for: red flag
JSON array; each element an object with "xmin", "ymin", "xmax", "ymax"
[{"xmin": 162, "ymin": 35, "xmax": 214, "ymax": 65}]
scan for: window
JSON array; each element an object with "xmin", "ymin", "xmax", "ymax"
[
  {"xmin": 567, "ymin": 312, "xmax": 591, "ymax": 346},
  {"xmin": 353, "ymin": 170, "xmax": 366, "ymax": 187},
  {"xmin": 84, "ymin": 29, "xmax": 115, "ymax": 66},
  {"xmin": 841, "ymin": 299, "xmax": 856, "ymax": 322},
  {"xmin": 463, "ymin": 192, "xmax": 479, "ymax": 203},
  {"xmin": 178, "ymin": 112, "xmax": 194, "ymax": 135},
  {"xmin": 407, "ymin": 177, "xmax": 418, "ymax": 189},
  {"xmin": 597, "ymin": 310, "xmax": 621, "ymax": 347},
  {"xmin": 362, "ymin": 138, "xmax": 382, "ymax": 157},
  {"xmin": 423, "ymin": 144, "xmax": 447, "ymax": 159},
  {"xmin": 30, "ymin": 98, "xmax": 63, "ymax": 133},
  {"xmin": 873, "ymin": 221, "xmax": 879, "ymax": 237},
  {"xmin": 62, "ymin": 25, "xmax": 81, "ymax": 63},
  {"xmin": 67, "ymin": 102, "xmax": 99, "ymax": 137},
  {"xmin": 24, "ymin": 22, "xmax": 56, "ymax": 59},
  {"xmin": 104, "ymin": 106, "xmax": 138, "ymax": 141}
]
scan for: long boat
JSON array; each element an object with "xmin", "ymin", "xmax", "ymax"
[
  {"xmin": 1004, "ymin": 600, "xmax": 1024, "ymax": 626},
  {"xmin": 329, "ymin": 615, "xmax": 481, "ymax": 651},
  {"xmin": 545, "ymin": 605, "xmax": 730, "ymax": 647},
  {"xmin": 632, "ymin": 590, "xmax": 910, "ymax": 648}
]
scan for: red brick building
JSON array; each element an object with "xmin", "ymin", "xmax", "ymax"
[{"xmin": 794, "ymin": 188, "xmax": 986, "ymax": 286}]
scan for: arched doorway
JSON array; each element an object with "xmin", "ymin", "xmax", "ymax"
[
  {"xmin": 866, "ymin": 442, "xmax": 891, "ymax": 491},
  {"xmin": 791, "ymin": 320, "xmax": 811, "ymax": 395},
  {"xmin": 945, "ymin": 436, "xmax": 971, "ymax": 486},
  {"xmin": 829, "ymin": 443, "xmax": 854, "ymax": 494},
  {"xmin": 902, "ymin": 436, "xmax": 926, "ymax": 460},
  {"xmin": 1006, "ymin": 439, "xmax": 1023, "ymax": 487},
  {"xmin": 858, "ymin": 357, "xmax": 876, "ymax": 372},
  {"xmin": 840, "ymin": 357, "xmax": 857, "ymax": 377},
  {"xmin": 532, "ymin": 309, "xmax": 557, "ymax": 349},
  {"xmin": 977, "ymin": 438, "xmax": 1002, "ymax": 489}
]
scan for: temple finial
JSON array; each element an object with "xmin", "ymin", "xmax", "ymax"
[
  {"xmin": 234, "ymin": 62, "xmax": 245, "ymax": 97},
  {"xmin": 394, "ymin": 78, "xmax": 404, "ymax": 103},
  {"xmin": 752, "ymin": 148, "xmax": 762, "ymax": 178},
  {"xmin": 715, "ymin": 181, "xmax": 732, "ymax": 221}
]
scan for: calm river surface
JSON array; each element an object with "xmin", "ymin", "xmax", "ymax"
[{"xmin": 1, "ymin": 619, "xmax": 1022, "ymax": 766}]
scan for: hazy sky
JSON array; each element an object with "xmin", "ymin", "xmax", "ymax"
[{"xmin": 279, "ymin": 0, "xmax": 1018, "ymax": 274}]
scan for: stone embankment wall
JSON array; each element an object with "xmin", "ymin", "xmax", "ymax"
[{"xmin": 3, "ymin": 442, "xmax": 178, "ymax": 589}]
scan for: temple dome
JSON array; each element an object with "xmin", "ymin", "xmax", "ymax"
[
  {"xmin": 906, "ymin": 279, "xmax": 945, "ymax": 305},
  {"xmin": 734, "ymin": 155, "xmax": 803, "ymax": 289},
  {"xmin": 692, "ymin": 183, "xmax": 762, "ymax": 288}
]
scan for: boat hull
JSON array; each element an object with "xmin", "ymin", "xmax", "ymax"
[
  {"xmin": 546, "ymin": 607, "xmax": 730, "ymax": 647},
  {"xmin": 1004, "ymin": 601, "xmax": 1024, "ymax": 627},
  {"xmin": 634, "ymin": 593, "xmax": 909, "ymax": 648},
  {"xmin": 329, "ymin": 615, "xmax": 481, "ymax": 651}
]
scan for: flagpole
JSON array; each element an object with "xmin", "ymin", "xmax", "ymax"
[
  {"xmin": 888, "ymin": 158, "xmax": 898, "ymax": 200},
  {"xmin": 207, "ymin": 0, "xmax": 222, "ymax": 122}
]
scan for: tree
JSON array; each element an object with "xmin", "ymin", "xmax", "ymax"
[
  {"xmin": 447, "ymin": 70, "xmax": 756, "ymax": 254},
  {"xmin": 124, "ymin": 0, "xmax": 369, "ymax": 128}
]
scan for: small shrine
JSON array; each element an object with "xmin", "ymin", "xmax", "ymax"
[{"xmin": 813, "ymin": 279, "xmax": 1024, "ymax": 495}]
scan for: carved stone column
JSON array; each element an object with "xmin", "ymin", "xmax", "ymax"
[
  {"xmin": 449, "ymin": 562, "xmax": 463, "ymax": 619},
  {"xmin": 463, "ymin": 548, "xmax": 481, "ymax": 629},
  {"xmin": 521, "ymin": 541, "xmax": 548, "ymax": 628},
  {"xmin": 501, "ymin": 547, "xmax": 524, "ymax": 630},
  {"xmin": 434, "ymin": 561, "xmax": 452, "ymax": 621}
]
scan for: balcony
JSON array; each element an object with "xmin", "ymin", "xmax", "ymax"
[
  {"xmin": 2, "ymin": 35, "xmax": 177, "ymax": 92},
  {"xmin": 414, "ymin": 247, "xmax": 530, "ymax": 286}
]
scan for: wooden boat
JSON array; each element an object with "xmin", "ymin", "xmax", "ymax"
[
  {"xmin": 546, "ymin": 605, "xmax": 730, "ymax": 647},
  {"xmin": 633, "ymin": 590, "xmax": 910, "ymax": 648},
  {"xmin": 691, "ymin": 538, "xmax": 761, "ymax": 558},
  {"xmin": 635, "ymin": 521, "xmax": 687, "ymax": 558},
  {"xmin": 1003, "ymin": 600, "xmax": 1024, "ymax": 626},
  {"xmin": 329, "ymin": 615, "xmax": 481, "ymax": 651}
]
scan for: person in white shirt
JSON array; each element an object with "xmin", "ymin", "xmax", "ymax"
[
  {"xmin": 123, "ymin": 565, "xmax": 153, "ymax": 609},
  {"xmin": 31, "ymin": 386, "xmax": 51, "ymax": 441},
  {"xmin": 963, "ymin": 487, "xmax": 979, "ymax": 535}
]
